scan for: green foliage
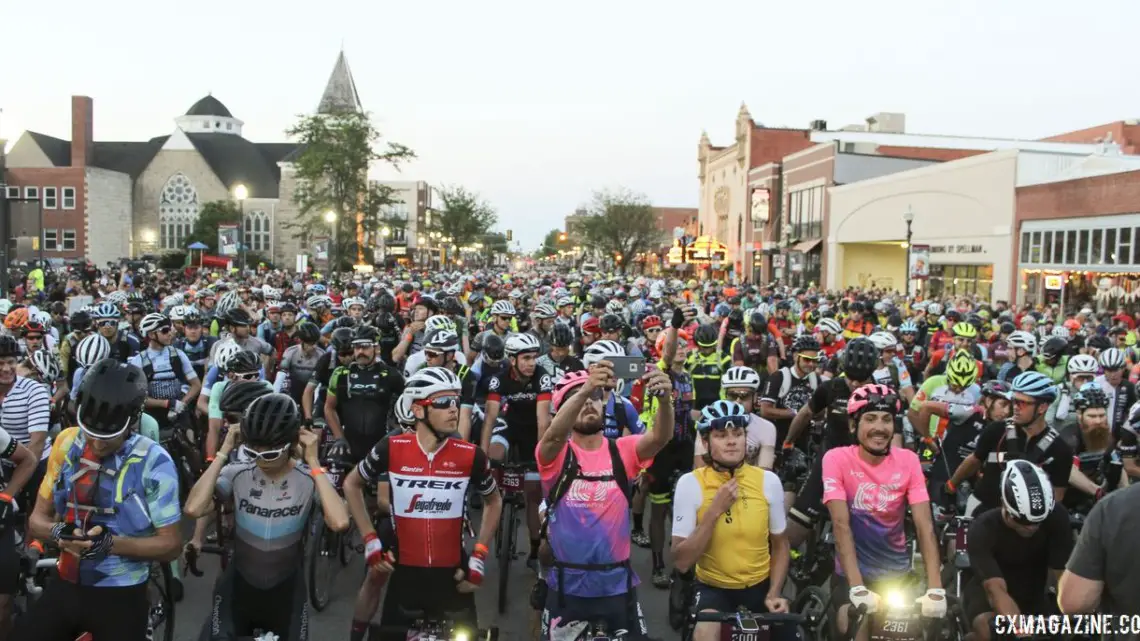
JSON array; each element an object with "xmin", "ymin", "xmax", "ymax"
[
  {"xmin": 538, "ymin": 229, "xmax": 564, "ymax": 258},
  {"xmin": 159, "ymin": 252, "xmax": 187, "ymax": 270},
  {"xmin": 580, "ymin": 188, "xmax": 661, "ymax": 273},
  {"xmin": 286, "ymin": 111, "xmax": 414, "ymax": 267},
  {"xmin": 186, "ymin": 201, "xmax": 241, "ymax": 253},
  {"xmin": 432, "ymin": 186, "xmax": 498, "ymax": 248}
]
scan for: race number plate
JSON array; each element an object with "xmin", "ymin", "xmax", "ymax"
[
  {"xmin": 870, "ymin": 612, "xmax": 919, "ymax": 641},
  {"xmin": 955, "ymin": 522, "xmax": 969, "ymax": 550},
  {"xmin": 726, "ymin": 628, "xmax": 769, "ymax": 641},
  {"xmin": 502, "ymin": 470, "xmax": 523, "ymax": 491}
]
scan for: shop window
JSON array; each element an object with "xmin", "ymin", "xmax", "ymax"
[
  {"xmin": 928, "ymin": 264, "xmax": 993, "ymax": 301},
  {"xmin": 1043, "ymin": 231, "xmax": 1053, "ymax": 263},
  {"xmin": 1134, "ymin": 228, "xmax": 1140, "ymax": 265},
  {"xmin": 1091, "ymin": 229, "xmax": 1103, "ymax": 264},
  {"xmin": 1078, "ymin": 230, "xmax": 1090, "ymax": 264},
  {"xmin": 1053, "ymin": 231, "xmax": 1064, "ymax": 265},
  {"xmin": 1066, "ymin": 230, "xmax": 1077, "ymax": 263},
  {"xmin": 1029, "ymin": 232, "xmax": 1041, "ymax": 263},
  {"xmin": 1020, "ymin": 232, "xmax": 1030, "ymax": 263},
  {"xmin": 1106, "ymin": 228, "xmax": 1118, "ymax": 264},
  {"xmin": 1120, "ymin": 228, "xmax": 1132, "ymax": 265}
]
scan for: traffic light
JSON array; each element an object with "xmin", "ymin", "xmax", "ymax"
[
  {"xmin": 506, "ymin": 230, "xmax": 513, "ymax": 242},
  {"xmin": 558, "ymin": 232, "xmax": 567, "ymax": 242}
]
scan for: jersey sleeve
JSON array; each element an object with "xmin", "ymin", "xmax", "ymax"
[
  {"xmin": 670, "ymin": 472, "xmax": 701, "ymax": 539},
  {"xmin": 485, "ymin": 375, "xmax": 503, "ymax": 404},
  {"xmin": 327, "ymin": 367, "xmax": 347, "ymax": 399},
  {"xmin": 176, "ymin": 350, "xmax": 198, "ymax": 381},
  {"xmin": 356, "ymin": 437, "xmax": 390, "ymax": 484},
  {"xmin": 0, "ymin": 428, "xmax": 15, "ymax": 460},
  {"xmin": 764, "ymin": 470, "xmax": 787, "ymax": 535},
  {"xmin": 142, "ymin": 447, "xmax": 183, "ymax": 529},
  {"xmin": 469, "ymin": 447, "xmax": 498, "ymax": 496},
  {"xmin": 820, "ymin": 448, "xmax": 846, "ymax": 504},
  {"xmin": 25, "ymin": 382, "xmax": 50, "ymax": 435},
  {"xmin": 624, "ymin": 400, "xmax": 647, "ymax": 435},
  {"xmin": 971, "ymin": 420, "xmax": 1003, "ymax": 461},
  {"xmin": 808, "ymin": 381, "xmax": 830, "ymax": 414},
  {"xmin": 760, "ymin": 370, "xmax": 783, "ymax": 405},
  {"xmin": 207, "ymin": 381, "xmax": 226, "ymax": 420},
  {"xmin": 39, "ymin": 428, "xmax": 77, "ymax": 501},
  {"xmin": 617, "ymin": 434, "xmax": 653, "ymax": 475},
  {"xmin": 537, "ymin": 373, "xmax": 553, "ymax": 401},
  {"xmin": 216, "ymin": 463, "xmax": 241, "ymax": 501}
]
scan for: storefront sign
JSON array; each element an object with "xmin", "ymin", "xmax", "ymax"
[
  {"xmin": 751, "ymin": 189, "xmax": 770, "ymax": 223},
  {"xmin": 773, "ymin": 254, "xmax": 786, "ymax": 268},
  {"xmin": 218, "ymin": 224, "xmax": 239, "ymax": 256},
  {"xmin": 930, "ymin": 244, "xmax": 984, "ymax": 254},
  {"xmin": 910, "ymin": 245, "xmax": 930, "ymax": 280},
  {"xmin": 1045, "ymin": 274, "xmax": 1063, "ymax": 290},
  {"xmin": 789, "ymin": 253, "xmax": 803, "ymax": 273}
]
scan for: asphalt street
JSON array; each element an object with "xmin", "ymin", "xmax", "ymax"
[{"xmin": 171, "ymin": 528, "xmax": 673, "ymax": 640}]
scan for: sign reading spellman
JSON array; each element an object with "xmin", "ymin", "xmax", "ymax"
[{"xmin": 930, "ymin": 244, "xmax": 984, "ymax": 254}]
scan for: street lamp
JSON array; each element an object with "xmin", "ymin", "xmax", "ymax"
[
  {"xmin": 380, "ymin": 225, "xmax": 391, "ymax": 266},
  {"xmin": 903, "ymin": 206, "xmax": 915, "ymax": 298},
  {"xmin": 232, "ymin": 183, "xmax": 248, "ymax": 271},
  {"xmin": 324, "ymin": 210, "xmax": 338, "ymax": 274}
]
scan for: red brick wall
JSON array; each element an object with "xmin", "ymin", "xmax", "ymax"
[
  {"xmin": 874, "ymin": 146, "xmax": 985, "ymax": 161},
  {"xmin": 749, "ymin": 128, "xmax": 815, "ymax": 169},
  {"xmin": 1043, "ymin": 122, "xmax": 1140, "ymax": 154},
  {"xmin": 783, "ymin": 145, "xmax": 834, "ymax": 285},
  {"xmin": 4, "ymin": 168, "xmax": 87, "ymax": 258}
]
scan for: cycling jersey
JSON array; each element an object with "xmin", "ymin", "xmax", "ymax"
[
  {"xmin": 486, "ymin": 370, "xmax": 552, "ymax": 462},
  {"xmin": 328, "ymin": 361, "xmax": 405, "ymax": 460},
  {"xmin": 730, "ymin": 334, "xmax": 777, "ymax": 373},
  {"xmin": 761, "ymin": 366, "xmax": 818, "ymax": 444},
  {"xmin": 925, "ymin": 409, "xmax": 986, "ymax": 490},
  {"xmin": 278, "ymin": 343, "xmax": 322, "ymax": 404},
  {"xmin": 357, "ymin": 433, "xmax": 496, "ymax": 568},
  {"xmin": 910, "ymin": 375, "xmax": 981, "ymax": 438},
  {"xmin": 807, "ymin": 377, "xmax": 859, "ymax": 450},
  {"xmin": 217, "ymin": 460, "xmax": 317, "ymax": 589},
  {"xmin": 841, "ymin": 318, "xmax": 873, "ymax": 340},
  {"xmin": 971, "ymin": 420, "xmax": 1073, "ymax": 510},
  {"xmin": 600, "ymin": 395, "xmax": 645, "ymax": 439},
  {"xmin": 536, "ymin": 353, "xmax": 585, "ymax": 382},
  {"xmin": 176, "ymin": 335, "xmax": 217, "ymax": 379},
  {"xmin": 685, "ymin": 350, "xmax": 727, "ymax": 410},
  {"xmin": 672, "ymin": 464, "xmax": 785, "ymax": 589}
]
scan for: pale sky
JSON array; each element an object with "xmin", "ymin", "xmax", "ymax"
[{"xmin": 4, "ymin": 0, "xmax": 1138, "ymax": 249}]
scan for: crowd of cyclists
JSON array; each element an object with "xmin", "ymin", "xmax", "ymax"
[{"xmin": 0, "ymin": 264, "xmax": 1133, "ymax": 640}]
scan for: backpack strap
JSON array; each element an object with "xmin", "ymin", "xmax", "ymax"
[
  {"xmin": 612, "ymin": 397, "xmax": 630, "ymax": 436},
  {"xmin": 608, "ymin": 437, "xmax": 631, "ymax": 501}
]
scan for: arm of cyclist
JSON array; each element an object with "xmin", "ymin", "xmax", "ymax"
[
  {"xmin": 345, "ymin": 438, "xmax": 394, "ymax": 571},
  {"xmin": 782, "ymin": 384, "xmax": 824, "ymax": 449},
  {"xmin": 302, "ymin": 380, "xmax": 318, "ymax": 424},
  {"xmin": 470, "ymin": 448, "xmax": 502, "ymax": 551},
  {"xmin": 537, "ymin": 364, "xmax": 611, "ymax": 465},
  {"xmin": 25, "ymin": 381, "xmax": 50, "ymax": 460},
  {"xmin": 670, "ymin": 472, "xmax": 732, "ymax": 573},
  {"xmin": 185, "ymin": 426, "xmax": 239, "ymax": 518},
  {"xmin": 324, "ymin": 368, "xmax": 345, "ymax": 440},
  {"xmin": 299, "ymin": 429, "xmax": 349, "ymax": 532},
  {"xmin": 636, "ymin": 367, "xmax": 674, "ymax": 462},
  {"xmin": 1068, "ymin": 466, "xmax": 1101, "ymax": 498},
  {"xmin": 0, "ymin": 431, "xmax": 36, "ymax": 502},
  {"xmin": 480, "ymin": 396, "xmax": 501, "ymax": 456},
  {"xmin": 1059, "ymin": 498, "xmax": 1107, "ymax": 614}
]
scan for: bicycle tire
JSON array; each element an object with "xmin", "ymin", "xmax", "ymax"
[
  {"xmin": 307, "ymin": 511, "xmax": 335, "ymax": 611},
  {"xmin": 497, "ymin": 500, "xmax": 514, "ymax": 614},
  {"xmin": 791, "ymin": 585, "xmax": 828, "ymax": 641},
  {"xmin": 339, "ymin": 521, "xmax": 356, "ymax": 568},
  {"xmin": 149, "ymin": 562, "xmax": 176, "ymax": 641},
  {"xmin": 214, "ymin": 501, "xmax": 232, "ymax": 571}
]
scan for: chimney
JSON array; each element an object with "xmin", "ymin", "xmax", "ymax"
[{"xmin": 71, "ymin": 96, "xmax": 94, "ymax": 167}]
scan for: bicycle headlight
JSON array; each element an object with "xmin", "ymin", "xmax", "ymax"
[
  {"xmin": 453, "ymin": 630, "xmax": 470, "ymax": 641},
  {"xmin": 884, "ymin": 589, "xmax": 907, "ymax": 611}
]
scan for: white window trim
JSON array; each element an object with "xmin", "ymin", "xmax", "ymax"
[
  {"xmin": 61, "ymin": 187, "xmax": 76, "ymax": 210},
  {"xmin": 4, "ymin": 187, "xmax": 18, "ymax": 199},
  {"xmin": 61, "ymin": 229, "xmax": 77, "ymax": 252},
  {"xmin": 24, "ymin": 186, "xmax": 38, "ymax": 200},
  {"xmin": 42, "ymin": 187, "xmax": 57, "ymax": 210},
  {"xmin": 43, "ymin": 229, "xmax": 58, "ymax": 252}
]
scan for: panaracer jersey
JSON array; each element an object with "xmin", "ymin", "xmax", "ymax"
[
  {"xmin": 672, "ymin": 464, "xmax": 785, "ymax": 590},
  {"xmin": 39, "ymin": 427, "xmax": 182, "ymax": 587},
  {"xmin": 357, "ymin": 432, "xmax": 496, "ymax": 568}
]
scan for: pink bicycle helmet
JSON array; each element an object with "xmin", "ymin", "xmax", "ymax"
[
  {"xmin": 846, "ymin": 383, "xmax": 901, "ymax": 418},
  {"xmin": 552, "ymin": 370, "xmax": 591, "ymax": 412}
]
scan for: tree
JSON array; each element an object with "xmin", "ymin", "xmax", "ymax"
[
  {"xmin": 433, "ymin": 186, "xmax": 498, "ymax": 248},
  {"xmin": 286, "ymin": 110, "xmax": 413, "ymax": 270},
  {"xmin": 186, "ymin": 201, "xmax": 241, "ymax": 253},
  {"xmin": 538, "ymin": 229, "xmax": 563, "ymax": 258},
  {"xmin": 580, "ymin": 188, "xmax": 662, "ymax": 273}
]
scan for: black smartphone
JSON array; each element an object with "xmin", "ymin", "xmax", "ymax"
[{"xmin": 56, "ymin": 533, "xmax": 89, "ymax": 541}]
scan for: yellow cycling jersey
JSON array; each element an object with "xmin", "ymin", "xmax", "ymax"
[{"xmin": 692, "ymin": 464, "xmax": 771, "ymax": 589}]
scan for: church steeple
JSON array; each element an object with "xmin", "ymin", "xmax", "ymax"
[{"xmin": 317, "ymin": 51, "xmax": 363, "ymax": 115}]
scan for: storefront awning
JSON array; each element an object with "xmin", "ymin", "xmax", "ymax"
[
  {"xmin": 792, "ymin": 238, "xmax": 822, "ymax": 253},
  {"xmin": 688, "ymin": 235, "xmax": 728, "ymax": 261}
]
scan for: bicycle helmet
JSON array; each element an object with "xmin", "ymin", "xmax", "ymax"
[
  {"xmin": 295, "ymin": 323, "xmax": 321, "ymax": 344},
  {"xmin": 693, "ymin": 323, "xmax": 719, "ymax": 348},
  {"xmin": 219, "ymin": 380, "xmax": 274, "ymax": 415},
  {"xmin": 582, "ymin": 339, "xmax": 625, "ymax": 366},
  {"xmin": 329, "ymin": 327, "xmax": 355, "ymax": 352},
  {"xmin": 212, "ymin": 341, "xmax": 243, "ymax": 370},
  {"xmin": 1099, "ymin": 347, "xmax": 1126, "ymax": 370},
  {"xmin": 556, "ymin": 296, "xmax": 575, "ymax": 309},
  {"xmin": 215, "ymin": 292, "xmax": 242, "ymax": 317},
  {"xmin": 899, "ymin": 321, "xmax": 919, "ymax": 335},
  {"xmin": 549, "ymin": 323, "xmax": 574, "ymax": 348},
  {"xmin": 225, "ymin": 350, "xmax": 260, "ymax": 375},
  {"xmin": 31, "ymin": 350, "xmax": 61, "ymax": 383},
  {"xmin": 599, "ymin": 314, "xmax": 625, "ymax": 334},
  {"xmin": 532, "ymin": 304, "xmax": 556, "ymax": 320},
  {"xmin": 1051, "ymin": 325, "xmax": 1071, "ymax": 339},
  {"xmin": 1073, "ymin": 383, "xmax": 1109, "ymax": 411},
  {"xmin": 1000, "ymin": 460, "xmax": 1054, "ymax": 524},
  {"xmin": 423, "ymin": 315, "xmax": 455, "ymax": 334},
  {"xmin": 404, "ymin": 366, "xmax": 462, "ymax": 400},
  {"xmin": 1007, "ymin": 330, "xmax": 1038, "ymax": 354},
  {"xmin": 817, "ymin": 318, "xmax": 842, "ymax": 336},
  {"xmin": 505, "ymin": 332, "xmax": 541, "ymax": 356},
  {"xmin": 721, "ymin": 366, "xmax": 761, "ymax": 390},
  {"xmin": 791, "ymin": 334, "xmax": 821, "ymax": 354},
  {"xmin": 1086, "ymin": 335, "xmax": 1111, "ymax": 351},
  {"xmin": 580, "ymin": 317, "xmax": 602, "ymax": 336},
  {"xmin": 1040, "ymin": 336, "xmax": 1068, "ymax": 359},
  {"xmin": 225, "ymin": 308, "xmax": 254, "ymax": 327},
  {"xmin": 999, "ymin": 321, "xmax": 1016, "ymax": 335},
  {"xmin": 75, "ymin": 334, "xmax": 111, "ymax": 367},
  {"xmin": 846, "ymin": 383, "xmax": 901, "ymax": 419},
  {"xmin": 1010, "ymin": 371, "xmax": 1058, "ymax": 401},
  {"xmin": 868, "ymin": 331, "xmax": 898, "ymax": 352},
  {"xmin": 980, "ymin": 380, "xmax": 1011, "ymax": 400},
  {"xmin": 946, "ymin": 350, "xmax": 979, "ymax": 389},
  {"xmin": 425, "ymin": 329, "xmax": 460, "ymax": 353},
  {"xmin": 951, "ymin": 322, "xmax": 977, "ymax": 339},
  {"xmin": 641, "ymin": 315, "xmax": 664, "ymax": 331},
  {"xmin": 70, "ymin": 310, "xmax": 93, "ymax": 332},
  {"xmin": 842, "ymin": 338, "xmax": 879, "ymax": 382},
  {"xmin": 696, "ymin": 400, "xmax": 748, "ymax": 433},
  {"xmin": 927, "ymin": 303, "xmax": 943, "ymax": 316},
  {"xmin": 351, "ymin": 325, "xmax": 379, "ymax": 345},
  {"xmin": 241, "ymin": 393, "xmax": 301, "ymax": 448},
  {"xmin": 1067, "ymin": 354, "xmax": 1098, "ymax": 376},
  {"xmin": 3, "ymin": 308, "xmax": 28, "ymax": 332},
  {"xmin": 75, "ymin": 359, "xmax": 148, "ymax": 438},
  {"xmin": 490, "ymin": 300, "xmax": 516, "ymax": 317},
  {"xmin": 605, "ymin": 300, "xmax": 625, "ymax": 316},
  {"xmin": 439, "ymin": 296, "xmax": 465, "ymax": 317},
  {"xmin": 481, "ymin": 333, "xmax": 506, "ymax": 361},
  {"xmin": 552, "ymin": 370, "xmax": 590, "ymax": 412},
  {"xmin": 138, "ymin": 313, "xmax": 170, "ymax": 335},
  {"xmin": 168, "ymin": 305, "xmax": 187, "ymax": 322},
  {"xmin": 332, "ymin": 316, "xmax": 357, "ymax": 330},
  {"xmin": 343, "ymin": 297, "xmax": 366, "ymax": 310},
  {"xmin": 376, "ymin": 293, "xmax": 396, "ymax": 313}
]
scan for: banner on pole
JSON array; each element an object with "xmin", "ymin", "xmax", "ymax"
[
  {"xmin": 218, "ymin": 225, "xmax": 240, "ymax": 256},
  {"xmin": 909, "ymin": 244, "xmax": 930, "ymax": 280}
]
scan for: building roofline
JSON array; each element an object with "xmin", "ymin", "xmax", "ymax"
[{"xmin": 810, "ymin": 130, "xmax": 1114, "ymax": 155}]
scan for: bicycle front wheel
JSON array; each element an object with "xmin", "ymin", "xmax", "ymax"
[{"xmin": 148, "ymin": 562, "xmax": 176, "ymax": 641}]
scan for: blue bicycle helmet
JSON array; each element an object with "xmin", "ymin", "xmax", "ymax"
[
  {"xmin": 1010, "ymin": 371, "xmax": 1058, "ymax": 401},
  {"xmin": 697, "ymin": 400, "xmax": 748, "ymax": 434},
  {"xmin": 899, "ymin": 320, "xmax": 919, "ymax": 335}
]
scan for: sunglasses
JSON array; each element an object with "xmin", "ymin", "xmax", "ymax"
[
  {"xmin": 725, "ymin": 390, "xmax": 753, "ymax": 401},
  {"xmin": 233, "ymin": 371, "xmax": 259, "ymax": 381},
  {"xmin": 1012, "ymin": 398, "xmax": 1043, "ymax": 409},
  {"xmin": 425, "ymin": 351, "xmax": 448, "ymax": 359},
  {"xmin": 157, "ymin": 326, "xmax": 173, "ymax": 334},
  {"xmin": 97, "ymin": 320, "xmax": 119, "ymax": 328},
  {"xmin": 417, "ymin": 394, "xmax": 460, "ymax": 410},
  {"xmin": 645, "ymin": 327, "xmax": 662, "ymax": 334},
  {"xmin": 240, "ymin": 443, "xmax": 290, "ymax": 462},
  {"xmin": 797, "ymin": 353, "xmax": 821, "ymax": 361}
]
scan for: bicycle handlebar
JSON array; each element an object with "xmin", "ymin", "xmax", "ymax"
[{"xmin": 185, "ymin": 543, "xmax": 227, "ymax": 577}]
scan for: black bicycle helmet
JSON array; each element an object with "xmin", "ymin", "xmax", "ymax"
[
  {"xmin": 376, "ymin": 293, "xmax": 396, "ymax": 313},
  {"xmin": 0, "ymin": 336, "xmax": 18, "ymax": 359},
  {"xmin": 401, "ymin": 283, "xmax": 414, "ymax": 294},
  {"xmin": 70, "ymin": 310, "xmax": 93, "ymax": 332},
  {"xmin": 999, "ymin": 321, "xmax": 1016, "ymax": 335},
  {"xmin": 590, "ymin": 295, "xmax": 606, "ymax": 310},
  {"xmin": 549, "ymin": 323, "xmax": 574, "ymax": 348},
  {"xmin": 1086, "ymin": 335, "xmax": 1111, "ymax": 351},
  {"xmin": 1073, "ymin": 384, "xmax": 1109, "ymax": 411},
  {"xmin": 749, "ymin": 311, "xmax": 766, "ymax": 331},
  {"xmin": 694, "ymin": 323, "xmax": 719, "ymax": 348},
  {"xmin": 599, "ymin": 313, "xmax": 624, "ymax": 334},
  {"xmin": 482, "ymin": 333, "xmax": 506, "ymax": 361},
  {"xmin": 416, "ymin": 296, "xmax": 439, "ymax": 315},
  {"xmin": 219, "ymin": 380, "xmax": 274, "ymax": 415},
  {"xmin": 225, "ymin": 350, "xmax": 260, "ymax": 375},
  {"xmin": 439, "ymin": 296, "xmax": 465, "ymax": 316},
  {"xmin": 226, "ymin": 308, "xmax": 253, "ymax": 327},
  {"xmin": 296, "ymin": 323, "xmax": 320, "ymax": 344},
  {"xmin": 727, "ymin": 308, "xmax": 744, "ymax": 329},
  {"xmin": 1041, "ymin": 336, "xmax": 1068, "ymax": 359},
  {"xmin": 241, "ymin": 393, "xmax": 301, "ymax": 447},
  {"xmin": 843, "ymin": 338, "xmax": 879, "ymax": 382},
  {"xmin": 792, "ymin": 334, "xmax": 821, "ymax": 353},
  {"xmin": 75, "ymin": 359, "xmax": 147, "ymax": 437},
  {"xmin": 352, "ymin": 325, "xmax": 379, "ymax": 345},
  {"xmin": 279, "ymin": 302, "xmax": 299, "ymax": 315},
  {"xmin": 330, "ymin": 327, "xmax": 355, "ymax": 352},
  {"xmin": 126, "ymin": 301, "xmax": 147, "ymax": 316}
]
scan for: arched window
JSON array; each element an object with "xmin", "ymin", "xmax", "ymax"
[
  {"xmin": 159, "ymin": 173, "xmax": 198, "ymax": 250},
  {"xmin": 244, "ymin": 210, "xmax": 271, "ymax": 253}
]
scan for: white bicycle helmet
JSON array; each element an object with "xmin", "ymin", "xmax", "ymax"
[
  {"xmin": 869, "ymin": 331, "xmax": 899, "ymax": 351},
  {"xmin": 1006, "ymin": 330, "xmax": 1038, "ymax": 354},
  {"xmin": 424, "ymin": 329, "xmax": 460, "ymax": 353},
  {"xmin": 1099, "ymin": 347, "xmax": 1126, "ymax": 370},
  {"xmin": 138, "ymin": 313, "xmax": 170, "ymax": 335},
  {"xmin": 605, "ymin": 300, "xmax": 625, "ymax": 314},
  {"xmin": 721, "ymin": 366, "xmax": 761, "ymax": 390},
  {"xmin": 582, "ymin": 339, "xmax": 626, "ymax": 366},
  {"xmin": 403, "ymin": 367, "xmax": 462, "ymax": 400},
  {"xmin": 816, "ymin": 318, "xmax": 842, "ymax": 336},
  {"xmin": 215, "ymin": 292, "xmax": 242, "ymax": 317},
  {"xmin": 1067, "ymin": 354, "xmax": 1098, "ymax": 376},
  {"xmin": 76, "ymin": 334, "xmax": 112, "ymax": 368},
  {"xmin": 1051, "ymin": 325, "xmax": 1071, "ymax": 339},
  {"xmin": 168, "ymin": 305, "xmax": 187, "ymax": 322},
  {"xmin": 213, "ymin": 341, "xmax": 243, "ymax": 370},
  {"xmin": 505, "ymin": 332, "xmax": 542, "ymax": 356},
  {"xmin": 424, "ymin": 315, "xmax": 456, "ymax": 333},
  {"xmin": 532, "ymin": 304, "xmax": 556, "ymax": 320},
  {"xmin": 490, "ymin": 300, "xmax": 516, "ymax": 317},
  {"xmin": 31, "ymin": 350, "xmax": 61, "ymax": 383},
  {"xmin": 394, "ymin": 392, "xmax": 416, "ymax": 427},
  {"xmin": 927, "ymin": 303, "xmax": 943, "ymax": 316},
  {"xmin": 343, "ymin": 297, "xmax": 366, "ymax": 309},
  {"xmin": 1000, "ymin": 460, "xmax": 1054, "ymax": 524}
]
